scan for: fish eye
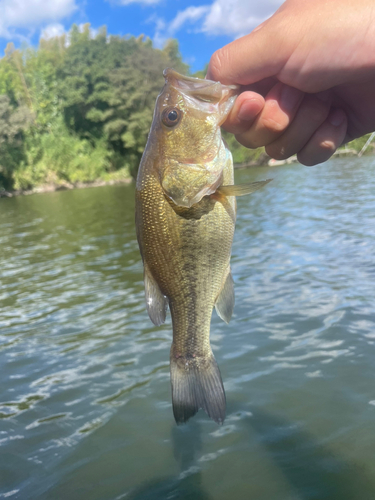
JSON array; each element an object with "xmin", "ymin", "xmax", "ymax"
[{"xmin": 161, "ymin": 107, "xmax": 182, "ymax": 128}]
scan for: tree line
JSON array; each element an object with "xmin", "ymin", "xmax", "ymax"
[
  {"xmin": 0, "ymin": 25, "xmax": 192, "ymax": 191},
  {"xmin": 0, "ymin": 25, "xmax": 371, "ymax": 192}
]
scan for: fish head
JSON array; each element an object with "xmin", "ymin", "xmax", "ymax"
[{"xmin": 151, "ymin": 68, "xmax": 238, "ymax": 208}]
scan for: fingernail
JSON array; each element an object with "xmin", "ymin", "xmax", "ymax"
[
  {"xmin": 237, "ymin": 99, "xmax": 262, "ymax": 121},
  {"xmin": 329, "ymin": 109, "xmax": 346, "ymax": 127},
  {"xmin": 280, "ymin": 85, "xmax": 302, "ymax": 111}
]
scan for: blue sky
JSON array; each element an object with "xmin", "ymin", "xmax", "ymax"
[{"xmin": 0, "ymin": 0, "xmax": 283, "ymax": 73}]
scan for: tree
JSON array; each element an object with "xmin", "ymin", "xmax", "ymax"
[
  {"xmin": 0, "ymin": 95, "xmax": 33, "ymax": 189},
  {"xmin": 106, "ymin": 40, "xmax": 182, "ymax": 176},
  {"xmin": 58, "ymin": 28, "xmax": 189, "ymax": 176},
  {"xmin": 0, "ymin": 23, "xmax": 191, "ymax": 189},
  {"xmin": 162, "ymin": 39, "xmax": 189, "ymax": 74}
]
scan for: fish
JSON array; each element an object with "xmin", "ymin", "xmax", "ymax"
[{"xmin": 135, "ymin": 69, "xmax": 270, "ymax": 425}]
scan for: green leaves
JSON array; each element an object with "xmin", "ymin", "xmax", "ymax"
[
  {"xmin": 0, "ymin": 24, "xmax": 190, "ymax": 190},
  {"xmin": 0, "ymin": 95, "xmax": 33, "ymax": 189}
]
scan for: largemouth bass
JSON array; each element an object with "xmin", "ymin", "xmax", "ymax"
[{"xmin": 135, "ymin": 69, "xmax": 270, "ymax": 424}]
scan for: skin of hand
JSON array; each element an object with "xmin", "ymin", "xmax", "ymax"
[{"xmin": 207, "ymin": 0, "xmax": 375, "ymax": 166}]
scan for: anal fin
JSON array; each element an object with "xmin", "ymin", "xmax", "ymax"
[
  {"xmin": 144, "ymin": 264, "xmax": 168, "ymax": 326},
  {"xmin": 215, "ymin": 269, "xmax": 235, "ymax": 324}
]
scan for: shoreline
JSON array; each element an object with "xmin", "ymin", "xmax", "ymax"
[
  {"xmin": 0, "ymin": 177, "xmax": 133, "ymax": 199},
  {"xmin": 235, "ymin": 147, "xmax": 372, "ymax": 169},
  {"xmin": 1, "ymin": 147, "xmax": 373, "ymax": 198}
]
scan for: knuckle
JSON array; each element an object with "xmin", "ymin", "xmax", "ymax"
[
  {"xmin": 296, "ymin": 78, "xmax": 320, "ymax": 94},
  {"xmin": 208, "ymin": 50, "xmax": 224, "ymax": 81},
  {"xmin": 261, "ymin": 115, "xmax": 288, "ymax": 134}
]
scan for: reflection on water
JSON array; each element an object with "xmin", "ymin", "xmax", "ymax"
[{"xmin": 1, "ymin": 157, "xmax": 375, "ymax": 499}]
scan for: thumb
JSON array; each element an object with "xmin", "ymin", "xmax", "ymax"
[{"xmin": 206, "ymin": 20, "xmax": 293, "ymax": 86}]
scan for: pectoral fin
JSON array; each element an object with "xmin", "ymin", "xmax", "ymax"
[
  {"xmin": 144, "ymin": 264, "xmax": 168, "ymax": 326},
  {"xmin": 217, "ymin": 179, "xmax": 272, "ymax": 197},
  {"xmin": 215, "ymin": 269, "xmax": 235, "ymax": 324}
]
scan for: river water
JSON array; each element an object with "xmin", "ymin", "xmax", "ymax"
[{"xmin": 1, "ymin": 157, "xmax": 375, "ymax": 500}]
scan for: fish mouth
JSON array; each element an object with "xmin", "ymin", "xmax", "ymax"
[
  {"xmin": 163, "ymin": 68, "xmax": 239, "ymax": 93},
  {"xmin": 163, "ymin": 68, "xmax": 239, "ymax": 123}
]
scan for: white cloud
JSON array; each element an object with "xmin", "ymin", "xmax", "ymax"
[
  {"xmin": 153, "ymin": 0, "xmax": 284, "ymax": 46},
  {"xmin": 169, "ymin": 6, "xmax": 210, "ymax": 34},
  {"xmin": 151, "ymin": 6, "xmax": 209, "ymax": 49},
  {"xmin": 150, "ymin": 16, "xmax": 167, "ymax": 49},
  {"xmin": 40, "ymin": 23, "xmax": 66, "ymax": 40},
  {"xmin": 202, "ymin": 0, "xmax": 284, "ymax": 37},
  {"xmin": 0, "ymin": 0, "xmax": 77, "ymax": 38}
]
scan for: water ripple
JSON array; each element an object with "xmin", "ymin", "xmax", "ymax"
[{"xmin": 1, "ymin": 162, "xmax": 375, "ymax": 499}]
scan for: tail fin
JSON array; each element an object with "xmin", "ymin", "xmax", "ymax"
[{"xmin": 170, "ymin": 351, "xmax": 226, "ymax": 425}]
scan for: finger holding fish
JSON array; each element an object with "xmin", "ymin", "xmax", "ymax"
[{"xmin": 221, "ymin": 90, "xmax": 265, "ymax": 135}]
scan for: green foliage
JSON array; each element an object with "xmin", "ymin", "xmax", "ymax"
[
  {"xmin": 14, "ymin": 117, "xmax": 121, "ymax": 190},
  {"xmin": 222, "ymin": 131, "xmax": 265, "ymax": 164},
  {"xmin": 344, "ymin": 133, "xmax": 374, "ymax": 154},
  {"xmin": 0, "ymin": 25, "xmax": 189, "ymax": 191},
  {"xmin": 55, "ymin": 28, "xmax": 189, "ymax": 179},
  {"xmin": 162, "ymin": 39, "xmax": 189, "ymax": 74},
  {"xmin": 0, "ymin": 23, "xmax": 372, "ymax": 193},
  {"xmin": 0, "ymin": 94, "xmax": 33, "ymax": 189},
  {"xmin": 107, "ymin": 41, "xmax": 182, "ymax": 177}
]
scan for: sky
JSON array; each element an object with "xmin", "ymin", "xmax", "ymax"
[{"xmin": 0, "ymin": 0, "xmax": 284, "ymax": 73}]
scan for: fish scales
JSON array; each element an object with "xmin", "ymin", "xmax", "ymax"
[
  {"xmin": 137, "ymin": 160, "xmax": 235, "ymax": 356},
  {"xmin": 136, "ymin": 69, "xmax": 270, "ymax": 424}
]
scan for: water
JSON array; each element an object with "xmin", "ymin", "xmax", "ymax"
[{"xmin": 1, "ymin": 157, "xmax": 375, "ymax": 500}]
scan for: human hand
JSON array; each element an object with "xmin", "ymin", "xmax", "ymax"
[{"xmin": 207, "ymin": 0, "xmax": 375, "ymax": 165}]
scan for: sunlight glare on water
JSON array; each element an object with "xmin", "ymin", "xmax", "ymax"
[{"xmin": 1, "ymin": 157, "xmax": 375, "ymax": 500}]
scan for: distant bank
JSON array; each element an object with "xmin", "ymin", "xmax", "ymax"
[{"xmin": 0, "ymin": 176, "xmax": 131, "ymax": 198}]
